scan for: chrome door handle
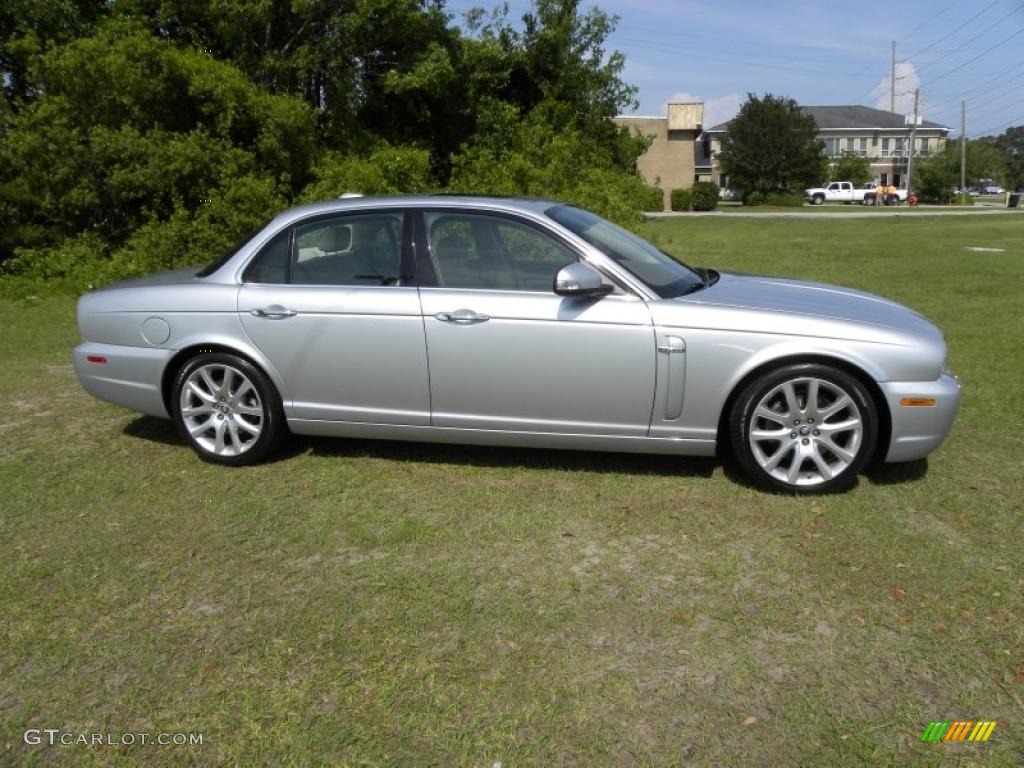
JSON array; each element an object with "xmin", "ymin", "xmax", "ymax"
[
  {"xmin": 435, "ymin": 309, "xmax": 490, "ymax": 324},
  {"xmin": 250, "ymin": 306, "xmax": 297, "ymax": 319}
]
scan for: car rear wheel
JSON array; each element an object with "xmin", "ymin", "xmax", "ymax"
[
  {"xmin": 172, "ymin": 352, "xmax": 286, "ymax": 465},
  {"xmin": 812, "ymin": 194, "xmax": 825, "ymax": 205},
  {"xmin": 729, "ymin": 363, "xmax": 877, "ymax": 493}
]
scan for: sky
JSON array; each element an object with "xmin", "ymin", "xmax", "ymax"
[{"xmin": 443, "ymin": 0, "xmax": 1024, "ymax": 137}]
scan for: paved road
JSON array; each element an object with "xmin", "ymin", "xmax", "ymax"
[{"xmin": 646, "ymin": 205, "xmax": 1021, "ymax": 220}]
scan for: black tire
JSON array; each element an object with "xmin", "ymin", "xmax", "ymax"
[
  {"xmin": 729, "ymin": 363, "xmax": 878, "ymax": 494},
  {"xmin": 812, "ymin": 194, "xmax": 825, "ymax": 205},
  {"xmin": 172, "ymin": 352, "xmax": 287, "ymax": 466}
]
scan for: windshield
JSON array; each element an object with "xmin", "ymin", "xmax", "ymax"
[{"xmin": 546, "ymin": 205, "xmax": 704, "ymax": 298}]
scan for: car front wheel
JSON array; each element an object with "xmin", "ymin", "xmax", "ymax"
[
  {"xmin": 172, "ymin": 352, "xmax": 286, "ymax": 465},
  {"xmin": 729, "ymin": 363, "xmax": 877, "ymax": 493}
]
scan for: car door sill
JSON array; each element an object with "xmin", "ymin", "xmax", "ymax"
[{"xmin": 287, "ymin": 418, "xmax": 716, "ymax": 456}]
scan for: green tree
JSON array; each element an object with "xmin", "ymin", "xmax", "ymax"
[
  {"xmin": 717, "ymin": 93, "xmax": 827, "ymax": 195},
  {"xmin": 830, "ymin": 151, "xmax": 872, "ymax": 185},
  {"xmin": 913, "ymin": 138, "xmax": 1008, "ymax": 193},
  {"xmin": 914, "ymin": 153, "xmax": 957, "ymax": 204},
  {"xmin": 978, "ymin": 126, "xmax": 1024, "ymax": 190},
  {"xmin": 0, "ymin": 21, "xmax": 316, "ymax": 271}
]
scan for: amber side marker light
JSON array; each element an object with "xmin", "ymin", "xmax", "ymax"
[
  {"xmin": 85, "ymin": 355, "xmax": 108, "ymax": 364},
  {"xmin": 900, "ymin": 397, "xmax": 936, "ymax": 407}
]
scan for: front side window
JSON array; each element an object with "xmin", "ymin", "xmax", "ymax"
[
  {"xmin": 547, "ymin": 205, "xmax": 704, "ymax": 299},
  {"xmin": 425, "ymin": 212, "xmax": 578, "ymax": 291},
  {"xmin": 244, "ymin": 211, "xmax": 404, "ymax": 286}
]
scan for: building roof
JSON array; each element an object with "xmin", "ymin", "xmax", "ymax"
[{"xmin": 706, "ymin": 105, "xmax": 949, "ymax": 133}]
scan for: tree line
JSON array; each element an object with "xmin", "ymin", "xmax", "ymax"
[{"xmin": 0, "ymin": 0, "xmax": 658, "ymax": 295}]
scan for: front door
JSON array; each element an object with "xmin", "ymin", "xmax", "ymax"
[
  {"xmin": 237, "ymin": 209, "xmax": 431, "ymax": 424},
  {"xmin": 414, "ymin": 210, "xmax": 656, "ymax": 436}
]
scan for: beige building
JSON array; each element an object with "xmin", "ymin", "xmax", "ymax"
[
  {"xmin": 704, "ymin": 105, "xmax": 950, "ymax": 189},
  {"xmin": 618, "ymin": 103, "xmax": 950, "ymax": 205},
  {"xmin": 613, "ymin": 102, "xmax": 711, "ymax": 210}
]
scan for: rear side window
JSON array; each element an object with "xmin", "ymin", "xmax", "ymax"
[{"xmin": 244, "ymin": 230, "xmax": 291, "ymax": 284}]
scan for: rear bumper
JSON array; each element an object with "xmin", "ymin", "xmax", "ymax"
[
  {"xmin": 73, "ymin": 342, "xmax": 171, "ymax": 418},
  {"xmin": 880, "ymin": 372, "xmax": 961, "ymax": 462}
]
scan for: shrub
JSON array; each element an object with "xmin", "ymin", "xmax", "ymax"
[
  {"xmin": 745, "ymin": 191, "xmax": 765, "ymax": 206},
  {"xmin": 670, "ymin": 188, "xmax": 692, "ymax": 211},
  {"xmin": 764, "ymin": 192, "xmax": 805, "ymax": 207},
  {"xmin": 641, "ymin": 185, "xmax": 665, "ymax": 211},
  {"xmin": 690, "ymin": 181, "xmax": 719, "ymax": 211}
]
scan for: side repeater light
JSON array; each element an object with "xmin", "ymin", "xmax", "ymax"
[
  {"xmin": 900, "ymin": 397, "xmax": 936, "ymax": 407},
  {"xmin": 85, "ymin": 355, "xmax": 108, "ymax": 364}
]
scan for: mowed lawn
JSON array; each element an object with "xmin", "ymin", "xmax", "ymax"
[{"xmin": 1, "ymin": 214, "xmax": 1022, "ymax": 766}]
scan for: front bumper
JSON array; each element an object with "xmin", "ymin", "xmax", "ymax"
[
  {"xmin": 73, "ymin": 342, "xmax": 172, "ymax": 418},
  {"xmin": 879, "ymin": 371, "xmax": 961, "ymax": 462}
]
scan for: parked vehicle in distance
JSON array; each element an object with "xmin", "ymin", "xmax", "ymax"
[
  {"xmin": 804, "ymin": 181, "xmax": 865, "ymax": 205},
  {"xmin": 718, "ymin": 187, "xmax": 739, "ymax": 201},
  {"xmin": 982, "ymin": 185, "xmax": 1005, "ymax": 195},
  {"xmin": 73, "ymin": 196, "xmax": 960, "ymax": 494}
]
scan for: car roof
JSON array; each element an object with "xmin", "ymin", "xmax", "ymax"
[{"xmin": 276, "ymin": 194, "xmax": 562, "ymax": 223}]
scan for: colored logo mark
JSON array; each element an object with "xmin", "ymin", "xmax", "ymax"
[{"xmin": 920, "ymin": 721, "xmax": 997, "ymax": 742}]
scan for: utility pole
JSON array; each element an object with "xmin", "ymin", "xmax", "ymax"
[
  {"xmin": 906, "ymin": 88, "xmax": 920, "ymax": 193},
  {"xmin": 891, "ymin": 41, "xmax": 897, "ymax": 113},
  {"xmin": 960, "ymin": 101, "xmax": 967, "ymax": 200}
]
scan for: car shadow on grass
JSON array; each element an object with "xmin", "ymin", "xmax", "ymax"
[
  {"xmin": 122, "ymin": 415, "xmax": 180, "ymax": 445},
  {"xmin": 121, "ymin": 415, "xmax": 930, "ymax": 487},
  {"xmin": 288, "ymin": 434, "xmax": 718, "ymax": 478},
  {"xmin": 865, "ymin": 457, "xmax": 929, "ymax": 485}
]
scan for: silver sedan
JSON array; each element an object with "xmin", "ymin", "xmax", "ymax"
[{"xmin": 73, "ymin": 196, "xmax": 960, "ymax": 493}]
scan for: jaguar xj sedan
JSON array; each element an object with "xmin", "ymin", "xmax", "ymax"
[{"xmin": 73, "ymin": 196, "xmax": 960, "ymax": 493}]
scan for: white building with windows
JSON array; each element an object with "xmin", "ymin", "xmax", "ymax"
[{"xmin": 705, "ymin": 105, "xmax": 950, "ymax": 189}]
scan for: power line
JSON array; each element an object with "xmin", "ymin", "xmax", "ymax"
[
  {"xmin": 913, "ymin": 6, "xmax": 1023, "ymax": 74},
  {"xmin": 901, "ymin": 0, "xmax": 961, "ymax": 42},
  {"xmin": 921, "ymin": 27, "xmax": 1024, "ymax": 88},
  {"xmin": 906, "ymin": 0, "xmax": 1001, "ymax": 60},
  {"xmin": 610, "ymin": 35, "xmax": 877, "ymax": 78},
  {"xmin": 972, "ymin": 114, "xmax": 1024, "ymax": 136}
]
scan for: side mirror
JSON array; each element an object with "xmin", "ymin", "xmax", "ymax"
[{"xmin": 553, "ymin": 262, "xmax": 613, "ymax": 298}]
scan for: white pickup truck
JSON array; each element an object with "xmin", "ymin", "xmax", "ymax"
[{"xmin": 805, "ymin": 181, "xmax": 907, "ymax": 205}]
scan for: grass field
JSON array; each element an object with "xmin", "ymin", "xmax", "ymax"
[{"xmin": 1, "ymin": 214, "xmax": 1022, "ymax": 766}]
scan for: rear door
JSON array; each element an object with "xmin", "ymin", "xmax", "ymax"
[{"xmin": 237, "ymin": 209, "xmax": 431, "ymax": 424}]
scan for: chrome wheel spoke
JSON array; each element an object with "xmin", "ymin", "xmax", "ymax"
[
  {"xmin": 234, "ymin": 403, "xmax": 262, "ymax": 417},
  {"xmin": 809, "ymin": 445, "xmax": 833, "ymax": 481},
  {"xmin": 763, "ymin": 441, "xmax": 794, "ymax": 472},
  {"xmin": 754, "ymin": 406, "xmax": 787, "ymax": 425},
  {"xmin": 231, "ymin": 380, "xmax": 253, "ymax": 405},
  {"xmin": 233, "ymin": 415, "xmax": 261, "ymax": 435},
  {"xmin": 751, "ymin": 427, "xmax": 789, "ymax": 440},
  {"xmin": 213, "ymin": 418, "xmax": 227, "ymax": 454},
  {"xmin": 187, "ymin": 380, "xmax": 215, "ymax": 403},
  {"xmin": 819, "ymin": 394, "xmax": 852, "ymax": 420},
  {"xmin": 818, "ymin": 436, "xmax": 856, "ymax": 463},
  {"xmin": 786, "ymin": 447, "xmax": 804, "ymax": 483},
  {"xmin": 188, "ymin": 416, "xmax": 213, "ymax": 436},
  {"xmin": 782, "ymin": 382, "xmax": 800, "ymax": 416},
  {"xmin": 806, "ymin": 379, "xmax": 820, "ymax": 415},
  {"xmin": 181, "ymin": 402, "xmax": 215, "ymax": 417}
]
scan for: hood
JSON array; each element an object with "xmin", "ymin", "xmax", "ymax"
[{"xmin": 679, "ymin": 271, "xmax": 940, "ymax": 339}]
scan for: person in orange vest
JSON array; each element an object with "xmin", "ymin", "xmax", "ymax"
[
  {"xmin": 874, "ymin": 181, "xmax": 886, "ymax": 206},
  {"xmin": 886, "ymin": 183, "xmax": 898, "ymax": 205}
]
